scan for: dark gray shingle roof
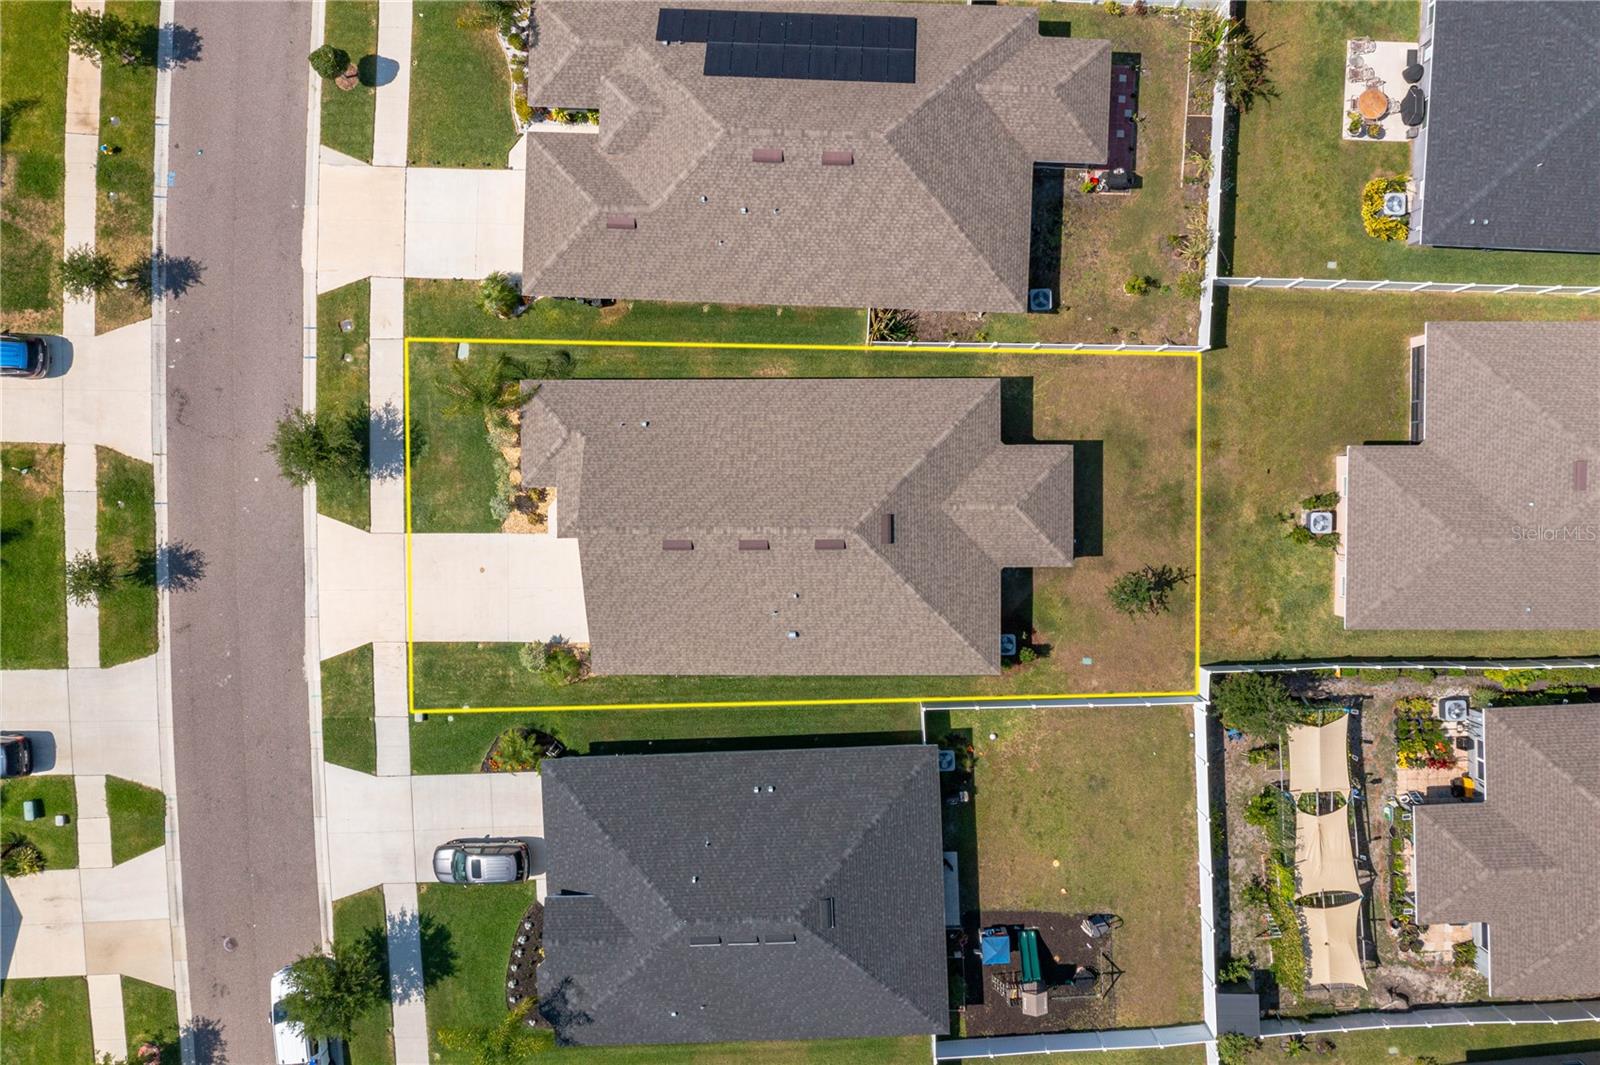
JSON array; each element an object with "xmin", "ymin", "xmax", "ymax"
[
  {"xmin": 537, "ymin": 746, "xmax": 949, "ymax": 1045},
  {"xmin": 1414, "ymin": 703, "xmax": 1600, "ymax": 999},
  {"xmin": 521, "ymin": 1, "xmax": 1111, "ymax": 311},
  {"xmin": 1343, "ymin": 321, "xmax": 1600, "ymax": 630},
  {"xmin": 521, "ymin": 378, "xmax": 1074, "ymax": 675},
  {"xmin": 1417, "ymin": 0, "xmax": 1600, "ymax": 253}
]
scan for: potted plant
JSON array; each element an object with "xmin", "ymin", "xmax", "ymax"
[
  {"xmin": 1366, "ymin": 121, "xmax": 1384, "ymax": 139},
  {"xmin": 1347, "ymin": 111, "xmax": 1364, "ymax": 136}
]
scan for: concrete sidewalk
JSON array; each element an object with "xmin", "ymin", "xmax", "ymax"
[
  {"xmin": 372, "ymin": 0, "xmax": 413, "ymax": 168},
  {"xmin": 382, "ymin": 882, "xmax": 431, "ymax": 1065}
]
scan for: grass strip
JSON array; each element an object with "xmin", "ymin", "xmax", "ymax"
[
  {"xmin": 121, "ymin": 976, "xmax": 179, "ymax": 1063},
  {"xmin": 323, "ymin": 643, "xmax": 378, "ymax": 775},
  {"xmin": 321, "ymin": 0, "xmax": 380, "ymax": 162},
  {"xmin": 94, "ymin": 0, "xmax": 159, "ymax": 332},
  {"xmin": 96, "ymin": 447, "xmax": 157, "ymax": 666},
  {"xmin": 107, "ymin": 774, "xmax": 165, "ymax": 865},
  {"xmin": 317, "ymin": 278, "xmax": 372, "ymax": 529},
  {"xmin": 334, "ymin": 886, "xmax": 395, "ymax": 1064}
]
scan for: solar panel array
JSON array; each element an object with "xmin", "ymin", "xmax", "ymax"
[{"xmin": 655, "ymin": 7, "xmax": 917, "ymax": 84}]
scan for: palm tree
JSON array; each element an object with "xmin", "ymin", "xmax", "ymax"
[
  {"xmin": 437, "ymin": 999, "xmax": 549, "ymax": 1065},
  {"xmin": 443, "ymin": 353, "xmax": 529, "ymax": 422}
]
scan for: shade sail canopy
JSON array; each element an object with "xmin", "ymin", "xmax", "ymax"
[
  {"xmin": 1287, "ymin": 718, "xmax": 1351, "ymax": 795},
  {"xmin": 1295, "ymin": 809, "xmax": 1360, "ymax": 896},
  {"xmin": 1303, "ymin": 900, "xmax": 1367, "ymax": 988}
]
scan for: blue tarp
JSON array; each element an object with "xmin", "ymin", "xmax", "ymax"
[{"xmin": 980, "ymin": 929, "xmax": 1011, "ymax": 965}]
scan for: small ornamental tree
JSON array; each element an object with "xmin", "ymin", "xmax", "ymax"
[
  {"xmin": 1214, "ymin": 672, "xmax": 1301, "ymax": 739},
  {"xmin": 280, "ymin": 940, "xmax": 388, "ymax": 1042},
  {"xmin": 308, "ymin": 44, "xmax": 351, "ymax": 80},
  {"xmin": 268, "ymin": 408, "xmax": 365, "ymax": 486},
  {"xmin": 1107, "ymin": 563, "xmax": 1189, "ymax": 617},
  {"xmin": 67, "ymin": 9, "xmax": 150, "ymax": 67},
  {"xmin": 66, "ymin": 551, "xmax": 120, "ymax": 606},
  {"xmin": 478, "ymin": 271, "xmax": 523, "ymax": 318},
  {"xmin": 541, "ymin": 643, "xmax": 583, "ymax": 686},
  {"xmin": 60, "ymin": 246, "xmax": 120, "ymax": 298}
]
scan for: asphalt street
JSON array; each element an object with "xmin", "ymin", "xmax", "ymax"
[{"xmin": 165, "ymin": 4, "xmax": 321, "ymax": 1061}]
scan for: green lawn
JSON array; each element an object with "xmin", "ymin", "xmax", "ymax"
[
  {"xmin": 1202, "ymin": 289, "xmax": 1600, "ymax": 662},
  {"xmin": 94, "ymin": 0, "xmax": 159, "ymax": 333},
  {"xmin": 949, "ymin": 1050, "xmax": 1203, "ymax": 1065},
  {"xmin": 1254, "ymin": 1022, "xmax": 1600, "ymax": 1064},
  {"xmin": 408, "ymin": 1, "xmax": 518, "ymax": 168},
  {"xmin": 1, "ymin": 443, "xmax": 68, "ymax": 669},
  {"xmin": 419, "ymin": 880, "xmax": 537, "ymax": 1064},
  {"xmin": 323, "ymin": 643, "xmax": 378, "ymax": 774},
  {"xmin": 318, "ymin": 278, "xmax": 372, "ymax": 529},
  {"xmin": 0, "ymin": 977, "xmax": 92, "ymax": 1065},
  {"xmin": 409, "ymin": 342, "xmax": 1197, "ymax": 704},
  {"xmin": 106, "ymin": 774, "xmax": 164, "ymax": 864},
  {"xmin": 1, "ymin": 775, "xmax": 78, "ymax": 871},
  {"xmin": 411, "ymin": 701, "xmax": 922, "ymax": 775},
  {"xmin": 121, "ymin": 976, "xmax": 179, "ymax": 1064},
  {"xmin": 979, "ymin": 5, "xmax": 1202, "ymax": 345},
  {"xmin": 97, "ymin": 446, "xmax": 157, "ymax": 666},
  {"xmin": 407, "ymin": 278, "xmax": 868, "ymax": 346},
  {"xmin": 934, "ymin": 704, "xmax": 1202, "ymax": 1028},
  {"xmin": 321, "ymin": 0, "xmax": 379, "ymax": 162},
  {"xmin": 0, "ymin": 0, "xmax": 69, "ymax": 331},
  {"xmin": 1230, "ymin": 0, "xmax": 1600, "ymax": 284},
  {"xmin": 334, "ymin": 886, "xmax": 395, "ymax": 1065},
  {"xmin": 418, "ymin": 879, "xmax": 924, "ymax": 1065}
]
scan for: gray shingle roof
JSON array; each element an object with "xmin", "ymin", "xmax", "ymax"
[
  {"xmin": 537, "ymin": 745, "xmax": 949, "ymax": 1045},
  {"xmin": 521, "ymin": 378, "xmax": 1073, "ymax": 675},
  {"xmin": 521, "ymin": 2, "xmax": 1111, "ymax": 311},
  {"xmin": 1413, "ymin": 703, "xmax": 1600, "ymax": 999},
  {"xmin": 1416, "ymin": 0, "xmax": 1600, "ymax": 253},
  {"xmin": 1343, "ymin": 321, "xmax": 1600, "ymax": 630}
]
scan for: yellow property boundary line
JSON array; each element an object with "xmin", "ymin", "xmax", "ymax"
[{"xmin": 403, "ymin": 337, "xmax": 1204, "ymax": 714}]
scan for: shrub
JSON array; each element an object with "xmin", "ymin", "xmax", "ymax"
[
  {"xmin": 1217, "ymin": 1033, "xmax": 1257, "ymax": 1065},
  {"xmin": 1102, "ymin": 0, "xmax": 1124, "ymax": 14},
  {"xmin": 514, "ymin": 96, "xmax": 533, "ymax": 125},
  {"xmin": 1017, "ymin": 646, "xmax": 1037, "ymax": 664},
  {"xmin": 1240, "ymin": 877, "xmax": 1270, "ymax": 907},
  {"xmin": 1396, "ymin": 696, "xmax": 1453, "ymax": 769},
  {"xmin": 1243, "ymin": 787, "xmax": 1289, "ymax": 831},
  {"xmin": 1168, "ymin": 208, "xmax": 1214, "ymax": 268},
  {"xmin": 66, "ymin": 551, "xmax": 120, "ymax": 606},
  {"xmin": 1301, "ymin": 491, "xmax": 1339, "ymax": 509},
  {"xmin": 1361, "ymin": 176, "xmax": 1409, "ymax": 241},
  {"xmin": 1188, "ymin": 13, "xmax": 1276, "ymax": 112},
  {"xmin": 869, "ymin": 307, "xmax": 918, "ymax": 342},
  {"xmin": 1214, "ymin": 672, "xmax": 1301, "ymax": 739},
  {"xmin": 1245, "ymin": 744, "xmax": 1278, "ymax": 766},
  {"xmin": 1123, "ymin": 274, "xmax": 1155, "ymax": 296},
  {"xmin": 489, "ymin": 727, "xmax": 542, "ymax": 773},
  {"xmin": 1107, "ymin": 563, "xmax": 1189, "ymax": 617},
  {"xmin": 517, "ymin": 641, "xmax": 548, "ymax": 673},
  {"xmin": 542, "ymin": 643, "xmax": 584, "ymax": 686},
  {"xmin": 507, "ymin": 32, "xmax": 525, "ymax": 50},
  {"xmin": 478, "ymin": 271, "xmax": 523, "ymax": 319},
  {"xmin": 268, "ymin": 408, "xmax": 366, "ymax": 487},
  {"xmin": 308, "ymin": 44, "xmax": 351, "ymax": 80},
  {"xmin": 1176, "ymin": 269, "xmax": 1204, "ymax": 300},
  {"xmin": 60, "ymin": 245, "xmax": 119, "ymax": 298},
  {"xmin": 1, "ymin": 832, "xmax": 46, "ymax": 877},
  {"xmin": 457, "ymin": 0, "xmax": 521, "ymax": 35},
  {"xmin": 542, "ymin": 350, "xmax": 576, "ymax": 380},
  {"xmin": 1483, "ymin": 667, "xmax": 1542, "ymax": 691},
  {"xmin": 1218, "ymin": 956, "xmax": 1252, "ymax": 984}
]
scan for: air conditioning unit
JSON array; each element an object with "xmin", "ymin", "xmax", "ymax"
[
  {"xmin": 1028, "ymin": 288, "xmax": 1054, "ymax": 313},
  {"xmin": 1382, "ymin": 192, "xmax": 1409, "ymax": 217},
  {"xmin": 1439, "ymin": 696, "xmax": 1470, "ymax": 721},
  {"xmin": 1305, "ymin": 510, "xmax": 1335, "ymax": 535}
]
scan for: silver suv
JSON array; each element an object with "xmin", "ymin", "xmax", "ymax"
[{"xmin": 432, "ymin": 837, "xmax": 529, "ymax": 884}]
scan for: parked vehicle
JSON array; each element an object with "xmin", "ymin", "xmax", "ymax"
[
  {"xmin": 0, "ymin": 333, "xmax": 50, "ymax": 378},
  {"xmin": 0, "ymin": 734, "xmax": 33, "ymax": 777},
  {"xmin": 432, "ymin": 837, "xmax": 530, "ymax": 884},
  {"xmin": 269, "ymin": 966, "xmax": 335, "ymax": 1065}
]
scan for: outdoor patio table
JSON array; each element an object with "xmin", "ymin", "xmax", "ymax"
[{"xmin": 1357, "ymin": 87, "xmax": 1390, "ymax": 120}]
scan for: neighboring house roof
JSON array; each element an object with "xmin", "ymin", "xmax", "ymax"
[
  {"xmin": 1413, "ymin": 703, "xmax": 1600, "ymax": 1000},
  {"xmin": 520, "ymin": 1, "xmax": 1112, "ymax": 311},
  {"xmin": 1416, "ymin": 0, "xmax": 1600, "ymax": 253},
  {"xmin": 1342, "ymin": 321, "xmax": 1600, "ymax": 630},
  {"xmin": 537, "ymin": 745, "xmax": 948, "ymax": 1045},
  {"xmin": 521, "ymin": 378, "xmax": 1074, "ymax": 676}
]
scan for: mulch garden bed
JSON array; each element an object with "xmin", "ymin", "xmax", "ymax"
[
  {"xmin": 505, "ymin": 898, "xmax": 545, "ymax": 1024},
  {"xmin": 955, "ymin": 909, "xmax": 1118, "ymax": 1037}
]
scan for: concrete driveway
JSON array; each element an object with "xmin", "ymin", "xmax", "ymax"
[{"xmin": 410, "ymin": 533, "xmax": 589, "ymax": 644}]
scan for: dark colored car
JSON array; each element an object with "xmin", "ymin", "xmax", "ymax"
[
  {"xmin": 0, "ymin": 333, "xmax": 50, "ymax": 378},
  {"xmin": 0, "ymin": 734, "xmax": 34, "ymax": 777}
]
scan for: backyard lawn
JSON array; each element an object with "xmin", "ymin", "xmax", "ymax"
[
  {"xmin": 94, "ymin": 0, "xmax": 159, "ymax": 332},
  {"xmin": 0, "ymin": 977, "xmax": 92, "ymax": 1065},
  {"xmin": 318, "ymin": 278, "xmax": 372, "ymax": 529},
  {"xmin": 321, "ymin": 0, "xmax": 379, "ymax": 162},
  {"xmin": 951, "ymin": 1051, "xmax": 1203, "ymax": 1065},
  {"xmin": 107, "ymin": 774, "xmax": 165, "ymax": 865},
  {"xmin": 1252, "ymin": 1022, "xmax": 1600, "ymax": 1064},
  {"xmin": 408, "ymin": 1, "xmax": 518, "ymax": 168},
  {"xmin": 976, "ymin": 4, "xmax": 1205, "ymax": 346},
  {"xmin": 120, "ymin": 976, "xmax": 179, "ymax": 1063},
  {"xmin": 410, "ymin": 700, "xmax": 922, "ymax": 775},
  {"xmin": 1229, "ymin": 0, "xmax": 1600, "ymax": 284},
  {"xmin": 1, "ymin": 775, "xmax": 79, "ymax": 871},
  {"xmin": 408, "ymin": 342, "xmax": 1198, "ymax": 705},
  {"xmin": 323, "ymin": 643, "xmax": 377, "ymax": 774},
  {"xmin": 1, "ymin": 443, "xmax": 68, "ymax": 669},
  {"xmin": 97, "ymin": 447, "xmax": 157, "ymax": 666},
  {"xmin": 932, "ymin": 704, "xmax": 1202, "ymax": 1029},
  {"xmin": 333, "ymin": 886, "xmax": 394, "ymax": 1065},
  {"xmin": 0, "ymin": 0, "xmax": 69, "ymax": 331},
  {"xmin": 1202, "ymin": 289, "xmax": 1600, "ymax": 663}
]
